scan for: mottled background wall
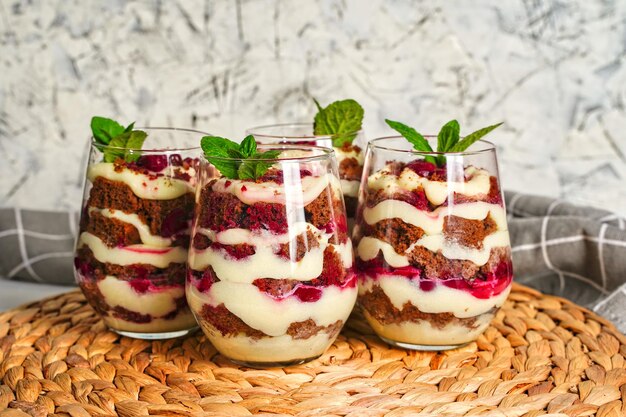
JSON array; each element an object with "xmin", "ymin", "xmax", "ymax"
[{"xmin": 1, "ymin": 0, "xmax": 626, "ymax": 213}]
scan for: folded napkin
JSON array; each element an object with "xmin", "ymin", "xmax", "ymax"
[
  {"xmin": 1, "ymin": 194, "xmax": 624, "ymax": 331},
  {"xmin": 504, "ymin": 191, "xmax": 626, "ymax": 332}
]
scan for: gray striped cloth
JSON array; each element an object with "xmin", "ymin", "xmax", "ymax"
[{"xmin": 0, "ymin": 193, "xmax": 624, "ymax": 332}]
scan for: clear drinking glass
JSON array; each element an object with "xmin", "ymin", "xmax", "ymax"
[
  {"xmin": 74, "ymin": 128, "xmax": 205, "ymax": 339},
  {"xmin": 353, "ymin": 136, "xmax": 513, "ymax": 350},
  {"xmin": 247, "ymin": 123, "xmax": 366, "ymax": 221},
  {"xmin": 186, "ymin": 145, "xmax": 357, "ymax": 367}
]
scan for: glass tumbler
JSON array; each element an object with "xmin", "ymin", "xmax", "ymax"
[
  {"xmin": 247, "ymin": 123, "xmax": 366, "ymax": 221},
  {"xmin": 186, "ymin": 145, "xmax": 357, "ymax": 367},
  {"xmin": 353, "ymin": 136, "xmax": 513, "ymax": 350},
  {"xmin": 74, "ymin": 128, "xmax": 205, "ymax": 339}
]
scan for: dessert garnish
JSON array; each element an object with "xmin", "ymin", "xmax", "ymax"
[
  {"xmin": 201, "ymin": 135, "xmax": 280, "ymax": 180},
  {"xmin": 90, "ymin": 116, "xmax": 147, "ymax": 163},
  {"xmin": 384, "ymin": 119, "xmax": 503, "ymax": 165},
  {"xmin": 313, "ymin": 98, "xmax": 364, "ymax": 147}
]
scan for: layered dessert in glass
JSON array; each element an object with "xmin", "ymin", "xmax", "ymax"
[
  {"xmin": 354, "ymin": 136, "xmax": 513, "ymax": 350},
  {"xmin": 187, "ymin": 140, "xmax": 356, "ymax": 366},
  {"xmin": 247, "ymin": 123, "xmax": 365, "ymax": 220},
  {"xmin": 74, "ymin": 126, "xmax": 203, "ymax": 339}
]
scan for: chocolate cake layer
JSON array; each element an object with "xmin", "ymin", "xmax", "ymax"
[
  {"xmin": 86, "ymin": 211, "xmax": 141, "ymax": 247},
  {"xmin": 287, "ymin": 319, "xmax": 343, "ymax": 340},
  {"xmin": 276, "ymin": 229, "xmax": 320, "ymax": 262},
  {"xmin": 312, "ymin": 246, "xmax": 348, "ymax": 286},
  {"xmin": 359, "ymin": 285, "xmax": 491, "ymax": 329},
  {"xmin": 364, "ymin": 187, "xmax": 430, "ymax": 211},
  {"xmin": 304, "ymin": 187, "xmax": 348, "ymax": 244},
  {"xmin": 198, "ymin": 181, "xmax": 347, "ymax": 243},
  {"xmin": 407, "ymin": 246, "xmax": 511, "ymax": 281},
  {"xmin": 363, "ymin": 218, "xmax": 425, "ymax": 254},
  {"xmin": 197, "ymin": 181, "xmax": 248, "ymax": 231},
  {"xmin": 77, "ymin": 277, "xmax": 186, "ymax": 323},
  {"xmin": 193, "ymin": 229, "xmax": 321, "ymax": 262},
  {"xmin": 443, "ymin": 176, "xmax": 503, "ymax": 206},
  {"xmin": 252, "ymin": 279, "xmax": 300, "ymax": 298},
  {"xmin": 88, "ymin": 177, "xmax": 194, "ymax": 235},
  {"xmin": 200, "ymin": 303, "xmax": 342, "ymax": 340},
  {"xmin": 443, "ymin": 215, "xmax": 497, "ymax": 249},
  {"xmin": 76, "ymin": 247, "xmax": 186, "ymax": 286},
  {"xmin": 339, "ymin": 157, "xmax": 362, "ymax": 181}
]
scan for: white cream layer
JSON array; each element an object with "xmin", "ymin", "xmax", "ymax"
[
  {"xmin": 189, "ymin": 225, "xmax": 353, "ymax": 283},
  {"xmin": 209, "ymin": 174, "xmax": 341, "ymax": 206},
  {"xmin": 359, "ymin": 275, "xmax": 511, "ymax": 318},
  {"xmin": 363, "ymin": 310, "xmax": 493, "ymax": 345},
  {"xmin": 88, "ymin": 162, "xmax": 192, "ymax": 200},
  {"xmin": 187, "ymin": 281, "xmax": 357, "ymax": 337},
  {"xmin": 98, "ymin": 275, "xmax": 184, "ymax": 316},
  {"xmin": 357, "ymin": 231, "xmax": 510, "ymax": 267},
  {"xmin": 340, "ymin": 179, "xmax": 360, "ymax": 198},
  {"xmin": 368, "ymin": 165, "xmax": 491, "ymax": 206},
  {"xmin": 78, "ymin": 232, "xmax": 187, "ymax": 268},
  {"xmin": 362, "ymin": 201, "xmax": 506, "ymax": 236},
  {"xmin": 197, "ymin": 322, "xmax": 335, "ymax": 363},
  {"xmin": 103, "ymin": 310, "xmax": 196, "ymax": 333},
  {"xmin": 88, "ymin": 207, "xmax": 172, "ymax": 247}
]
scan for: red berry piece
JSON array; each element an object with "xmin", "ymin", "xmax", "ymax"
[
  {"xmin": 161, "ymin": 207, "xmax": 188, "ymax": 237},
  {"xmin": 137, "ymin": 155, "xmax": 168, "ymax": 172},
  {"xmin": 169, "ymin": 154, "xmax": 183, "ymax": 166},
  {"xmin": 130, "ymin": 279, "xmax": 151, "ymax": 294},
  {"xmin": 294, "ymin": 286, "xmax": 322, "ymax": 302}
]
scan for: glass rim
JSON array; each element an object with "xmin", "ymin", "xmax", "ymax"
[
  {"xmin": 246, "ymin": 122, "xmax": 363, "ymax": 141},
  {"xmin": 202, "ymin": 143, "xmax": 335, "ymax": 163},
  {"xmin": 368, "ymin": 135, "xmax": 497, "ymax": 157},
  {"xmin": 90, "ymin": 127, "xmax": 206, "ymax": 152}
]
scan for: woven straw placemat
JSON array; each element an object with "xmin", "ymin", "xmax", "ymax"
[{"xmin": 0, "ymin": 283, "xmax": 624, "ymax": 417}]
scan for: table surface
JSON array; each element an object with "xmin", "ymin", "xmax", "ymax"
[
  {"xmin": 0, "ymin": 283, "xmax": 624, "ymax": 416},
  {"xmin": 0, "ymin": 280, "xmax": 69, "ymax": 310}
]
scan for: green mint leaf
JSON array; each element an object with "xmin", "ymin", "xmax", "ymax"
[
  {"xmin": 226, "ymin": 148, "xmax": 244, "ymax": 158},
  {"xmin": 207, "ymin": 157, "xmax": 239, "ymax": 179},
  {"xmin": 201, "ymin": 136, "xmax": 280, "ymax": 180},
  {"xmin": 449, "ymin": 122, "xmax": 503, "ymax": 152},
  {"xmin": 252, "ymin": 150, "xmax": 281, "ymax": 179},
  {"xmin": 103, "ymin": 132, "xmax": 129, "ymax": 163},
  {"xmin": 237, "ymin": 150, "xmax": 281, "ymax": 180},
  {"xmin": 200, "ymin": 136, "xmax": 240, "ymax": 158},
  {"xmin": 313, "ymin": 99, "xmax": 364, "ymax": 147},
  {"xmin": 313, "ymin": 98, "xmax": 323, "ymax": 112},
  {"xmin": 385, "ymin": 119, "xmax": 437, "ymax": 164},
  {"xmin": 437, "ymin": 120, "xmax": 460, "ymax": 152},
  {"xmin": 239, "ymin": 135, "xmax": 257, "ymax": 158},
  {"xmin": 331, "ymin": 132, "xmax": 358, "ymax": 148},
  {"xmin": 123, "ymin": 130, "xmax": 148, "ymax": 163},
  {"xmin": 385, "ymin": 119, "xmax": 433, "ymax": 152},
  {"xmin": 237, "ymin": 161, "xmax": 256, "ymax": 180},
  {"xmin": 200, "ymin": 136, "xmax": 241, "ymax": 179},
  {"xmin": 91, "ymin": 117, "xmax": 148, "ymax": 163},
  {"xmin": 91, "ymin": 116, "xmax": 125, "ymax": 145}
]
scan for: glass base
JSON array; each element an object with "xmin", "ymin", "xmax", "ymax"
[
  {"xmin": 228, "ymin": 354, "xmax": 322, "ymax": 369},
  {"xmin": 380, "ymin": 336, "xmax": 468, "ymax": 351},
  {"xmin": 114, "ymin": 327, "xmax": 197, "ymax": 340}
]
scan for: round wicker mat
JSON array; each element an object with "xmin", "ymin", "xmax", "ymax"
[{"xmin": 0, "ymin": 284, "xmax": 624, "ymax": 417}]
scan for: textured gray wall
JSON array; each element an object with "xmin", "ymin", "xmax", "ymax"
[{"xmin": 1, "ymin": 0, "xmax": 625, "ymax": 213}]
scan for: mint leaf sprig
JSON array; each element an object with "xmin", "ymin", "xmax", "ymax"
[
  {"xmin": 313, "ymin": 98, "xmax": 364, "ymax": 147},
  {"xmin": 90, "ymin": 116, "xmax": 147, "ymax": 163},
  {"xmin": 384, "ymin": 119, "xmax": 503, "ymax": 166},
  {"xmin": 200, "ymin": 135, "xmax": 280, "ymax": 180}
]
